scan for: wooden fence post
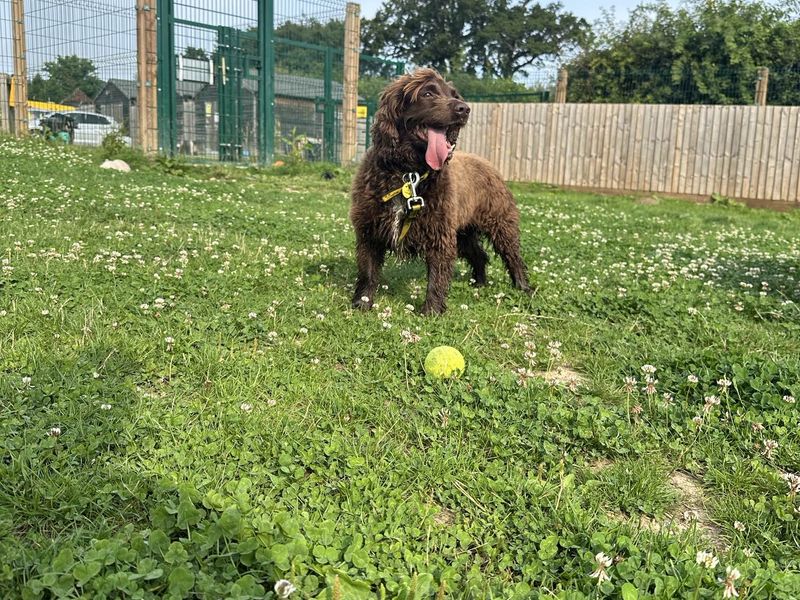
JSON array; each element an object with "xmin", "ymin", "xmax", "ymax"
[
  {"xmin": 755, "ymin": 67, "xmax": 769, "ymax": 106},
  {"xmin": 137, "ymin": 0, "xmax": 158, "ymax": 153},
  {"xmin": 341, "ymin": 2, "xmax": 361, "ymax": 165},
  {"xmin": 555, "ymin": 67, "xmax": 568, "ymax": 104},
  {"xmin": 0, "ymin": 74, "xmax": 10, "ymax": 132},
  {"xmin": 11, "ymin": 0, "xmax": 29, "ymax": 136}
]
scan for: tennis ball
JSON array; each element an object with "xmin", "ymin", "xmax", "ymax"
[{"xmin": 424, "ymin": 346, "xmax": 465, "ymax": 379}]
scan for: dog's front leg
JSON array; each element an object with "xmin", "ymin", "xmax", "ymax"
[
  {"xmin": 352, "ymin": 236, "xmax": 386, "ymax": 310},
  {"xmin": 421, "ymin": 242, "xmax": 457, "ymax": 315}
]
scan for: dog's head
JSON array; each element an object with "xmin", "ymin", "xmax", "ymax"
[{"xmin": 371, "ymin": 68, "xmax": 470, "ymax": 171}]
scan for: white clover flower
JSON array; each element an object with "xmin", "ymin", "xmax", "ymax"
[
  {"xmin": 248, "ymin": 311, "xmax": 257, "ymax": 319},
  {"xmin": 274, "ymin": 579, "xmax": 296, "ymax": 599},
  {"xmin": 641, "ymin": 364, "xmax": 657, "ymax": 375},
  {"xmin": 623, "ymin": 376, "xmax": 637, "ymax": 393},
  {"xmin": 642, "ymin": 376, "xmax": 658, "ymax": 395},
  {"xmin": 733, "ymin": 521, "xmax": 745, "ymax": 532},
  {"xmin": 240, "ymin": 402, "xmax": 253, "ymax": 413},
  {"xmin": 781, "ymin": 473, "xmax": 800, "ymax": 496},
  {"xmin": 100, "ymin": 403, "xmax": 112, "ymax": 410},
  {"xmin": 48, "ymin": 427, "xmax": 62, "ymax": 437},
  {"xmin": 589, "ymin": 552, "xmax": 612, "ymax": 584},
  {"xmin": 762, "ymin": 439, "xmax": 778, "ymax": 459},
  {"xmin": 400, "ymin": 330, "xmax": 421, "ymax": 344},
  {"xmin": 687, "ymin": 374, "xmax": 699, "ymax": 384},
  {"xmin": 22, "ymin": 376, "xmax": 32, "ymax": 386},
  {"xmin": 722, "ymin": 566, "xmax": 741, "ymax": 599},
  {"xmin": 703, "ymin": 395, "xmax": 721, "ymax": 414},
  {"xmin": 696, "ymin": 550, "xmax": 719, "ymax": 569}
]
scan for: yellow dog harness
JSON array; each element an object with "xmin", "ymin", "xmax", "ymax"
[{"xmin": 380, "ymin": 171, "xmax": 430, "ymax": 241}]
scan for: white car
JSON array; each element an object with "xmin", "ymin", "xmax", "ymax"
[
  {"xmin": 28, "ymin": 109, "xmax": 52, "ymax": 133},
  {"xmin": 69, "ymin": 111, "xmax": 131, "ymax": 146}
]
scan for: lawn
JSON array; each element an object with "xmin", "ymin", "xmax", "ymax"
[{"xmin": 1, "ymin": 135, "xmax": 799, "ymax": 599}]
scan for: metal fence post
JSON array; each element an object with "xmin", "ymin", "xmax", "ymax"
[
  {"xmin": 258, "ymin": 0, "xmax": 275, "ymax": 165},
  {"xmin": 156, "ymin": 0, "xmax": 176, "ymax": 154},
  {"xmin": 323, "ymin": 46, "xmax": 334, "ymax": 163}
]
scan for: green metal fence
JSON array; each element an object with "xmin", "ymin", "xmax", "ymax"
[
  {"xmin": 1, "ymin": 0, "xmax": 406, "ymax": 164},
  {"xmin": 158, "ymin": 0, "xmax": 350, "ymax": 163}
]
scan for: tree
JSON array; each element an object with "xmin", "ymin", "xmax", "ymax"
[
  {"xmin": 275, "ymin": 19, "xmax": 345, "ymax": 77},
  {"xmin": 468, "ymin": 1, "xmax": 587, "ymax": 78},
  {"xmin": 566, "ymin": 0, "xmax": 800, "ymax": 105},
  {"xmin": 28, "ymin": 55, "xmax": 102, "ymax": 102},
  {"xmin": 362, "ymin": 0, "xmax": 586, "ymax": 77},
  {"xmin": 363, "ymin": 0, "xmax": 481, "ymax": 73},
  {"xmin": 183, "ymin": 46, "xmax": 208, "ymax": 60}
]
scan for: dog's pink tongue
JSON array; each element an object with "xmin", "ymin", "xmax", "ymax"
[{"xmin": 425, "ymin": 128, "xmax": 449, "ymax": 170}]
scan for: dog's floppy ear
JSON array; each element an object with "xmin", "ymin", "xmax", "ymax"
[{"xmin": 371, "ymin": 77, "xmax": 406, "ymax": 147}]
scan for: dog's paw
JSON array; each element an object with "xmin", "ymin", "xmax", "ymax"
[
  {"xmin": 352, "ymin": 295, "xmax": 374, "ymax": 311},
  {"xmin": 516, "ymin": 282, "xmax": 536, "ymax": 295},
  {"xmin": 420, "ymin": 302, "xmax": 446, "ymax": 316}
]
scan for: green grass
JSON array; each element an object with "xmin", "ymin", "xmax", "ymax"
[{"xmin": 1, "ymin": 135, "xmax": 799, "ymax": 599}]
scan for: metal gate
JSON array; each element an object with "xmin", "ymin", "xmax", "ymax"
[
  {"xmin": 156, "ymin": 0, "xmax": 273, "ymax": 163},
  {"xmin": 155, "ymin": 0, "xmax": 403, "ymax": 164}
]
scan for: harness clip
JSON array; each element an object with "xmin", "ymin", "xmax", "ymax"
[{"xmin": 406, "ymin": 196, "xmax": 425, "ymax": 212}]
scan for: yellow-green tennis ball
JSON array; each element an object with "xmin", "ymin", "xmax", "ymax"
[{"xmin": 424, "ymin": 346, "xmax": 465, "ymax": 379}]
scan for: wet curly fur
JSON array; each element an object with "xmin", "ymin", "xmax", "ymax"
[{"xmin": 350, "ymin": 68, "xmax": 531, "ymax": 315}]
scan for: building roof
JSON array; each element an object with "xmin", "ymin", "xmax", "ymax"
[
  {"xmin": 96, "ymin": 78, "xmax": 205, "ymax": 102},
  {"xmin": 62, "ymin": 88, "xmax": 93, "ymax": 106}
]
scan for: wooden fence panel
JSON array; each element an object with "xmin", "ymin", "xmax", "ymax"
[{"xmin": 460, "ymin": 102, "xmax": 800, "ymax": 203}]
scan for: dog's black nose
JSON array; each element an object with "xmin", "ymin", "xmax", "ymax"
[{"xmin": 454, "ymin": 101, "xmax": 471, "ymax": 116}]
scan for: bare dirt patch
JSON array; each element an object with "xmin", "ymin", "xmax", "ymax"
[
  {"xmin": 588, "ymin": 457, "xmax": 614, "ymax": 473},
  {"xmin": 534, "ymin": 366, "xmax": 585, "ymax": 390},
  {"xmin": 589, "ymin": 463, "xmax": 726, "ymax": 549},
  {"xmin": 666, "ymin": 471, "xmax": 725, "ymax": 548},
  {"xmin": 432, "ymin": 506, "xmax": 456, "ymax": 527}
]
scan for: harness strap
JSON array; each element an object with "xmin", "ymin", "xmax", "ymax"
[{"xmin": 381, "ymin": 171, "xmax": 430, "ymax": 202}]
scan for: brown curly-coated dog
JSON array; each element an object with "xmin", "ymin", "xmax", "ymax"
[{"xmin": 350, "ymin": 68, "xmax": 530, "ymax": 315}]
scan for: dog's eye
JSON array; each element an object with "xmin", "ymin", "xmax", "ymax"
[{"xmin": 422, "ymin": 91, "xmax": 434, "ymax": 98}]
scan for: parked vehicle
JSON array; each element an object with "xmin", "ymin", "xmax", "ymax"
[
  {"xmin": 29, "ymin": 108, "xmax": 53, "ymax": 134},
  {"xmin": 59, "ymin": 111, "xmax": 131, "ymax": 146},
  {"xmin": 38, "ymin": 112, "xmax": 76, "ymax": 144}
]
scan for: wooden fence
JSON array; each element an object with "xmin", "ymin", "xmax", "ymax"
[{"xmin": 459, "ymin": 103, "xmax": 800, "ymax": 204}]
